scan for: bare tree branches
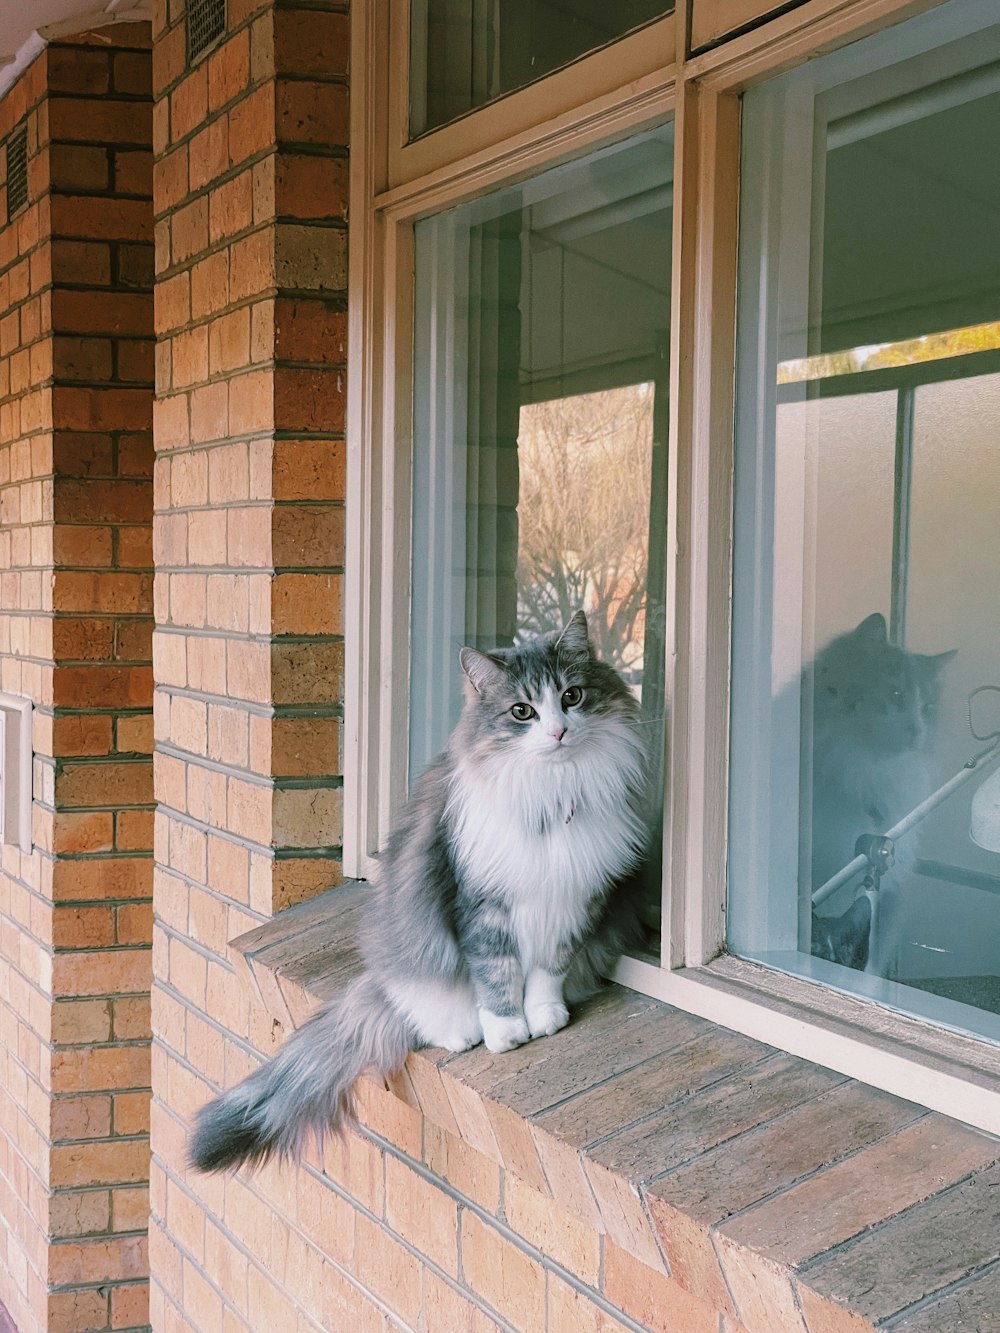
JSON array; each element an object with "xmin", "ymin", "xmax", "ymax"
[{"xmin": 516, "ymin": 384, "xmax": 654, "ymax": 677}]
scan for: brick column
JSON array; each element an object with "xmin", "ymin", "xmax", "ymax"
[
  {"xmin": 0, "ymin": 27, "xmax": 154, "ymax": 1333},
  {"xmin": 149, "ymin": 0, "xmax": 348, "ymax": 1324}
]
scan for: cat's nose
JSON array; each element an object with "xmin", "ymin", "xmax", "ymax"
[{"xmin": 550, "ymin": 726, "xmax": 567, "ymax": 743}]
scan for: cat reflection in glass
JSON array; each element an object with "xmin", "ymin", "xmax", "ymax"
[
  {"xmin": 191, "ymin": 612, "xmax": 651, "ymax": 1172},
  {"xmin": 807, "ymin": 612, "xmax": 956, "ymax": 971}
]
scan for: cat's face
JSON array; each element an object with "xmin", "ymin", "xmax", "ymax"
[
  {"xmin": 458, "ymin": 611, "xmax": 638, "ymax": 764},
  {"xmin": 813, "ymin": 612, "xmax": 955, "ymax": 756}
]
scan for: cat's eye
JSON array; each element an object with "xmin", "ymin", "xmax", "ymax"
[
  {"xmin": 510, "ymin": 702, "xmax": 536, "ymax": 722},
  {"xmin": 561, "ymin": 686, "xmax": 583, "ymax": 708}
]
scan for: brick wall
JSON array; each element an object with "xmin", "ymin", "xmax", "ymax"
[
  {"xmin": 144, "ymin": 2, "xmax": 728, "ymax": 1330},
  {"xmin": 149, "ymin": 0, "xmax": 351, "ymax": 1325},
  {"xmin": 0, "ymin": 26, "xmax": 154, "ymax": 1333}
]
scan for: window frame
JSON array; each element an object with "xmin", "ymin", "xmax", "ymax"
[{"xmin": 345, "ymin": 0, "xmax": 1000, "ymax": 1134}]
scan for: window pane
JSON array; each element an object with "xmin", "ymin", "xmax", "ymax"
[
  {"xmin": 410, "ymin": 0, "xmax": 673, "ymax": 137},
  {"xmin": 410, "ymin": 126, "xmax": 673, "ymax": 791},
  {"xmin": 729, "ymin": 0, "xmax": 1000, "ymax": 1041}
]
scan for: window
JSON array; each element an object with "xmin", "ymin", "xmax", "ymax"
[
  {"xmin": 348, "ymin": 0, "xmax": 1000, "ymax": 1133},
  {"xmin": 729, "ymin": 0, "xmax": 1000, "ymax": 1043},
  {"xmin": 410, "ymin": 0, "xmax": 674, "ymax": 136},
  {"xmin": 409, "ymin": 130, "xmax": 672, "ymax": 781}
]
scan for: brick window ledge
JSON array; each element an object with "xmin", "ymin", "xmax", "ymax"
[{"xmin": 231, "ymin": 884, "xmax": 1000, "ymax": 1333}]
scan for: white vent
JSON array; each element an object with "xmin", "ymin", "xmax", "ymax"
[{"xmin": 0, "ymin": 694, "xmax": 33, "ymax": 852}]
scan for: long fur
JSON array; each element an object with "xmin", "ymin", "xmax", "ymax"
[
  {"xmin": 804, "ymin": 612, "xmax": 954, "ymax": 970},
  {"xmin": 190, "ymin": 975, "xmax": 411, "ymax": 1171},
  {"xmin": 190, "ymin": 612, "xmax": 651, "ymax": 1172}
]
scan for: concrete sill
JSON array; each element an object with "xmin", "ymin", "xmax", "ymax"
[{"xmin": 232, "ymin": 882, "xmax": 1000, "ymax": 1333}]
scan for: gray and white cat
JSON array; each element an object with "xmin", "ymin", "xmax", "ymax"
[
  {"xmin": 191, "ymin": 611, "xmax": 650, "ymax": 1171},
  {"xmin": 808, "ymin": 612, "xmax": 955, "ymax": 969}
]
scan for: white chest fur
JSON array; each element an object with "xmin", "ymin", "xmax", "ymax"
[{"xmin": 447, "ymin": 738, "xmax": 644, "ymax": 970}]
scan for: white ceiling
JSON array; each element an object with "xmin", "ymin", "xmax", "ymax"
[{"xmin": 0, "ymin": 0, "xmax": 151, "ymax": 98}]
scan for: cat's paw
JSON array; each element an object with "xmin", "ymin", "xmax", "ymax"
[
  {"xmin": 479, "ymin": 1009, "xmax": 530, "ymax": 1053},
  {"xmin": 439, "ymin": 1016, "xmax": 484, "ymax": 1053},
  {"xmin": 525, "ymin": 999, "xmax": 570, "ymax": 1039}
]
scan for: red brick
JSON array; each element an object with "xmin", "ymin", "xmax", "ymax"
[
  {"xmin": 170, "ymin": 66, "xmax": 208, "ymax": 140},
  {"xmin": 49, "ymin": 1188, "xmax": 112, "ymax": 1238},
  {"xmin": 49, "ymin": 144, "xmax": 111, "ymax": 193},
  {"xmin": 115, "ymin": 148, "xmax": 154, "ymax": 197},
  {"xmin": 228, "ymin": 83, "xmax": 275, "ymax": 164},
  {"xmin": 460, "ymin": 1211, "xmax": 545, "ymax": 1332},
  {"xmin": 52, "ymin": 336, "xmax": 114, "ymax": 382},
  {"xmin": 118, "ymin": 339, "xmax": 156, "ymax": 384},
  {"xmin": 504, "ymin": 1173, "xmax": 600, "ymax": 1284},
  {"xmin": 275, "ymin": 80, "xmax": 349, "ymax": 146},
  {"xmin": 189, "ymin": 118, "xmax": 228, "ymax": 193},
  {"xmin": 111, "ymin": 1282, "xmax": 150, "ymax": 1329},
  {"xmin": 114, "ymin": 50, "xmax": 151, "ymax": 96},
  {"xmin": 229, "ymin": 228, "xmax": 274, "ymax": 300},
  {"xmin": 51, "ymin": 905, "xmax": 116, "ymax": 950},
  {"xmin": 190, "ymin": 250, "xmax": 229, "ymax": 319},
  {"xmin": 47, "ymin": 47, "xmax": 111, "ymax": 95},
  {"xmin": 53, "ymin": 810, "xmax": 115, "ymax": 853},
  {"xmin": 47, "ymin": 1232, "xmax": 148, "ymax": 1284},
  {"xmin": 49, "ymin": 195, "xmax": 153, "ymax": 243},
  {"xmin": 154, "ymin": 142, "xmax": 189, "ymax": 213},
  {"xmin": 51, "ymin": 999, "xmax": 113, "ymax": 1045},
  {"xmin": 208, "ymin": 307, "xmax": 251, "ymax": 374},
  {"xmin": 718, "ymin": 1116, "xmax": 1000, "ymax": 1269},
  {"xmin": 153, "ymin": 22, "xmax": 186, "ymax": 96},
  {"xmin": 274, "ymin": 154, "xmax": 349, "ymax": 222},
  {"xmin": 272, "ymin": 439, "xmax": 346, "ymax": 500},
  {"xmin": 112, "ymin": 1185, "xmax": 149, "ymax": 1233},
  {"xmin": 48, "ymin": 1289, "xmax": 110, "ymax": 1333},
  {"xmin": 273, "ymin": 11, "xmax": 349, "ymax": 79},
  {"xmin": 114, "ymin": 1090, "xmax": 151, "ymax": 1136},
  {"xmin": 547, "ymin": 1276, "xmax": 635, "ymax": 1333},
  {"xmin": 207, "ymin": 30, "xmax": 251, "ymax": 111},
  {"xmin": 603, "ymin": 1238, "xmax": 719, "ymax": 1333},
  {"xmin": 353, "ymin": 1215, "xmax": 424, "ymax": 1327},
  {"xmin": 170, "ymin": 195, "xmax": 209, "ymax": 264},
  {"xmin": 271, "ymin": 572, "xmax": 341, "ymax": 634},
  {"xmin": 119, "ymin": 242, "xmax": 155, "ymax": 288},
  {"xmin": 52, "ymin": 288, "xmax": 153, "ymax": 338}
]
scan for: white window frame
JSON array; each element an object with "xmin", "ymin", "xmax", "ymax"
[{"xmin": 345, "ymin": 0, "xmax": 1000, "ymax": 1135}]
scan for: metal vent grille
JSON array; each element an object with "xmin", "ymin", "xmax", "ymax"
[
  {"xmin": 188, "ymin": 0, "xmax": 226, "ymax": 61},
  {"xmin": 6, "ymin": 128, "xmax": 28, "ymax": 219}
]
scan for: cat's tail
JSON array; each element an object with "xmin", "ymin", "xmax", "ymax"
[{"xmin": 189, "ymin": 973, "xmax": 412, "ymax": 1173}]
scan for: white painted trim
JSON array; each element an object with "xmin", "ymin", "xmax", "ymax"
[{"xmin": 0, "ymin": 692, "xmax": 33, "ymax": 854}]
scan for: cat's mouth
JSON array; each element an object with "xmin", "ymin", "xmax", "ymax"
[{"xmin": 543, "ymin": 739, "xmax": 574, "ymax": 758}]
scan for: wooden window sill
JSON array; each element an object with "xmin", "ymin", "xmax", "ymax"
[{"xmin": 231, "ymin": 883, "xmax": 1000, "ymax": 1333}]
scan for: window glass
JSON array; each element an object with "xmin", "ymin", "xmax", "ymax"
[
  {"xmin": 410, "ymin": 126, "xmax": 673, "ymax": 793},
  {"xmin": 729, "ymin": 0, "xmax": 1000, "ymax": 1040},
  {"xmin": 410, "ymin": 0, "xmax": 674, "ymax": 138}
]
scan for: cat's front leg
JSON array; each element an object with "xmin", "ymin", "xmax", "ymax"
[
  {"xmin": 469, "ymin": 954, "xmax": 529, "ymax": 1053},
  {"xmin": 523, "ymin": 968, "xmax": 570, "ymax": 1038}
]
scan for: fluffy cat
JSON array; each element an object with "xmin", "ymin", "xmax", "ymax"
[
  {"xmin": 191, "ymin": 611, "xmax": 650, "ymax": 1171},
  {"xmin": 807, "ymin": 612, "xmax": 955, "ymax": 970}
]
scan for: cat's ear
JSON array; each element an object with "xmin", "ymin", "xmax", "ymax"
[
  {"xmin": 555, "ymin": 609, "xmax": 590, "ymax": 660},
  {"xmin": 920, "ymin": 647, "xmax": 958, "ymax": 677},
  {"xmin": 854, "ymin": 612, "xmax": 888, "ymax": 643},
  {"xmin": 460, "ymin": 646, "xmax": 507, "ymax": 695}
]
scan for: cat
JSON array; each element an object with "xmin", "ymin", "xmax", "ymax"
[
  {"xmin": 191, "ymin": 611, "xmax": 651, "ymax": 1171},
  {"xmin": 806, "ymin": 612, "xmax": 955, "ymax": 970}
]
